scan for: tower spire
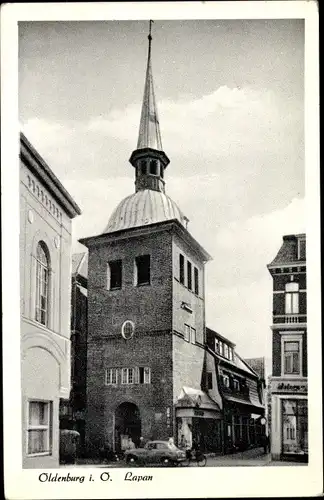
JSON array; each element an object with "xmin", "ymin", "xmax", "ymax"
[
  {"xmin": 129, "ymin": 21, "xmax": 170, "ymax": 194},
  {"xmin": 137, "ymin": 20, "xmax": 162, "ymax": 150}
]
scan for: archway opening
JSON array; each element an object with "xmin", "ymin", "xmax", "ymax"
[{"xmin": 115, "ymin": 402, "xmax": 141, "ymax": 451}]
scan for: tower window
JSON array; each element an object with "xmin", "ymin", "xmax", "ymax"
[
  {"xmin": 149, "ymin": 159, "xmax": 158, "ymax": 175},
  {"xmin": 105, "ymin": 368, "xmax": 118, "ymax": 385},
  {"xmin": 179, "ymin": 254, "xmax": 185, "ymax": 284},
  {"xmin": 107, "ymin": 260, "xmax": 122, "ymax": 290},
  {"xmin": 121, "ymin": 368, "xmax": 134, "ymax": 385},
  {"xmin": 184, "ymin": 324, "xmax": 190, "ymax": 342},
  {"xmin": 190, "ymin": 327, "xmax": 196, "ymax": 344},
  {"xmin": 136, "ymin": 367, "xmax": 151, "ymax": 384},
  {"xmin": 140, "ymin": 160, "xmax": 147, "ymax": 175},
  {"xmin": 187, "ymin": 261, "xmax": 192, "ymax": 290},
  {"xmin": 135, "ymin": 254, "xmax": 151, "ymax": 286},
  {"xmin": 194, "ymin": 267, "xmax": 199, "ymax": 295},
  {"xmin": 160, "ymin": 165, "xmax": 164, "ymax": 178}
]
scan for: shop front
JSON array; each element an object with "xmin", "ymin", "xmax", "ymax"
[
  {"xmin": 270, "ymin": 378, "xmax": 308, "ymax": 462},
  {"xmin": 222, "ymin": 396, "xmax": 265, "ymax": 453},
  {"xmin": 175, "ymin": 387, "xmax": 222, "ymax": 453}
]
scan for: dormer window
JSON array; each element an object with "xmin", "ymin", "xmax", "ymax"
[
  {"xmin": 149, "ymin": 159, "xmax": 158, "ymax": 175},
  {"xmin": 222, "ymin": 374, "xmax": 230, "ymax": 388}
]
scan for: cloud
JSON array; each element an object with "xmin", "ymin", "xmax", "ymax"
[
  {"xmin": 87, "ymin": 84, "xmax": 302, "ymax": 157},
  {"xmin": 204, "ymin": 197, "xmax": 305, "ymax": 358}
]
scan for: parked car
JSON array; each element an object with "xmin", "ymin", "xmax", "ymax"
[{"xmin": 124, "ymin": 440, "xmax": 186, "ymax": 466}]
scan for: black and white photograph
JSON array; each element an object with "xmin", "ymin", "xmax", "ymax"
[{"xmin": 1, "ymin": 1, "xmax": 321, "ymax": 499}]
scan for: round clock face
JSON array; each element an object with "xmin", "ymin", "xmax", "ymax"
[{"xmin": 121, "ymin": 320, "xmax": 135, "ymax": 340}]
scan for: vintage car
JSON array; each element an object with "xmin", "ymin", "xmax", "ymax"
[{"xmin": 124, "ymin": 440, "xmax": 187, "ymax": 466}]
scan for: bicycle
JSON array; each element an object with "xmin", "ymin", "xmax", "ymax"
[{"xmin": 182, "ymin": 449, "xmax": 207, "ymax": 467}]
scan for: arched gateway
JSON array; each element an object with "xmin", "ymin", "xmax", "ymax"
[{"xmin": 115, "ymin": 402, "xmax": 141, "ymax": 451}]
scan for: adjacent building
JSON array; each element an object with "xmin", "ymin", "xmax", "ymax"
[
  {"xmin": 267, "ymin": 233, "xmax": 308, "ymax": 462},
  {"xmin": 244, "ymin": 357, "xmax": 265, "ymax": 381},
  {"xmin": 59, "ymin": 252, "xmax": 88, "ymax": 451},
  {"xmin": 20, "ymin": 132, "xmax": 81, "ymax": 468},
  {"xmin": 204, "ymin": 329, "xmax": 265, "ymax": 453}
]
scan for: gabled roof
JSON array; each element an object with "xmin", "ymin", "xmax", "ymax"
[
  {"xmin": 206, "ymin": 326, "xmax": 236, "ymax": 348},
  {"xmin": 72, "ymin": 252, "xmax": 88, "ymax": 280},
  {"xmin": 244, "ymin": 357, "xmax": 265, "ymax": 379}
]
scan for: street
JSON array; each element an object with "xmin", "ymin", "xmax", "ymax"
[{"xmin": 65, "ymin": 447, "xmax": 307, "ymax": 469}]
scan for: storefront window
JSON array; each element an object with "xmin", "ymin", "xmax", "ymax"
[{"xmin": 282, "ymin": 399, "xmax": 308, "ymax": 456}]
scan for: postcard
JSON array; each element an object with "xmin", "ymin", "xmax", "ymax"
[{"xmin": 1, "ymin": 1, "xmax": 322, "ymax": 499}]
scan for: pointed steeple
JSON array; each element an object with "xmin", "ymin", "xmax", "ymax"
[
  {"xmin": 137, "ymin": 21, "xmax": 162, "ymax": 151},
  {"xmin": 129, "ymin": 21, "xmax": 170, "ymax": 194}
]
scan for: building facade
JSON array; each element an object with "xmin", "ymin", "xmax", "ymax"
[
  {"xmin": 20, "ymin": 132, "xmax": 81, "ymax": 468},
  {"xmin": 79, "ymin": 30, "xmax": 218, "ymax": 455},
  {"xmin": 79, "ymin": 30, "xmax": 265, "ymax": 457},
  {"xmin": 268, "ymin": 233, "xmax": 308, "ymax": 462},
  {"xmin": 204, "ymin": 328, "xmax": 265, "ymax": 453},
  {"xmin": 59, "ymin": 252, "xmax": 88, "ymax": 451}
]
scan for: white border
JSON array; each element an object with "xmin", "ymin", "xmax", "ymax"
[{"xmin": 1, "ymin": 1, "xmax": 321, "ymax": 499}]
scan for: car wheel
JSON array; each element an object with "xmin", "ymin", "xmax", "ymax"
[
  {"xmin": 126, "ymin": 455, "xmax": 137, "ymax": 465},
  {"xmin": 161, "ymin": 457, "xmax": 171, "ymax": 466}
]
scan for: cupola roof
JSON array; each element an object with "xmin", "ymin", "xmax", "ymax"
[{"xmin": 103, "ymin": 189, "xmax": 188, "ymax": 234}]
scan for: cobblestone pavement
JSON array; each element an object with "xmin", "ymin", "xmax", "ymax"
[{"xmin": 61, "ymin": 447, "xmax": 307, "ymax": 469}]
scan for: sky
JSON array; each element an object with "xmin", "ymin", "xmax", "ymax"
[{"xmin": 19, "ymin": 19, "xmax": 305, "ymax": 366}]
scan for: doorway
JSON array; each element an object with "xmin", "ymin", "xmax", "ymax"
[{"xmin": 115, "ymin": 402, "xmax": 141, "ymax": 451}]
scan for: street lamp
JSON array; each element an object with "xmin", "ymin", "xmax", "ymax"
[{"xmin": 260, "ymin": 416, "xmax": 269, "ymax": 438}]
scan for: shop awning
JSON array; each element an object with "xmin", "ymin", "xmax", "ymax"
[
  {"xmin": 223, "ymin": 394, "xmax": 264, "ymax": 414},
  {"xmin": 176, "ymin": 386, "xmax": 221, "ymax": 412}
]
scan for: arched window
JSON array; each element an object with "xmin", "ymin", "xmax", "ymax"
[{"xmin": 35, "ymin": 242, "xmax": 50, "ymax": 326}]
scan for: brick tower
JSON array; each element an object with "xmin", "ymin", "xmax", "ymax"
[{"xmin": 80, "ymin": 23, "xmax": 212, "ymax": 454}]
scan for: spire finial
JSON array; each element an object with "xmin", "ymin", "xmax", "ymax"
[{"xmin": 148, "ymin": 19, "xmax": 154, "ymax": 42}]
